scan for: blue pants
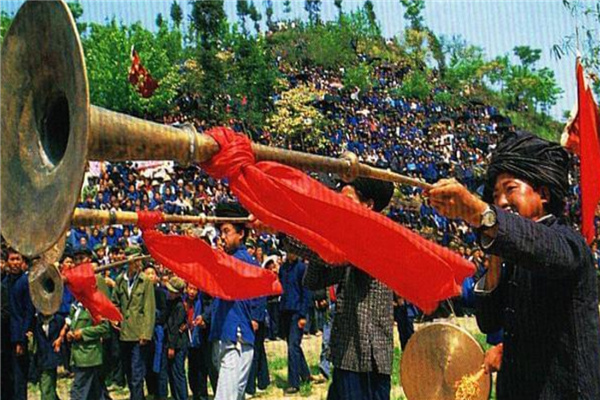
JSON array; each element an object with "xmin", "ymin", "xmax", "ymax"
[
  {"xmin": 281, "ymin": 311, "xmax": 310, "ymax": 388},
  {"xmin": 146, "ymin": 345, "xmax": 168, "ymax": 399},
  {"xmin": 188, "ymin": 335, "xmax": 218, "ymax": 399},
  {"xmin": 168, "ymin": 347, "xmax": 188, "ymax": 400},
  {"xmin": 266, "ymin": 301, "xmax": 280, "ymax": 340},
  {"xmin": 327, "ymin": 368, "xmax": 391, "ymax": 400},
  {"xmin": 394, "ymin": 305, "xmax": 414, "ymax": 350},
  {"xmin": 120, "ymin": 341, "xmax": 148, "ymax": 400},
  {"xmin": 12, "ymin": 347, "xmax": 29, "ymax": 400},
  {"xmin": 246, "ymin": 322, "xmax": 270, "ymax": 394},
  {"xmin": 71, "ymin": 366, "xmax": 102, "ymax": 400},
  {"xmin": 319, "ymin": 303, "xmax": 335, "ymax": 379}
]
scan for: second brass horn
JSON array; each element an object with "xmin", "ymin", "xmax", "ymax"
[{"xmin": 1, "ymin": 0, "xmax": 432, "ymax": 258}]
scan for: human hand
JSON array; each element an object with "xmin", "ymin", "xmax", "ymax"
[
  {"xmin": 248, "ymin": 215, "xmax": 278, "ymax": 235},
  {"xmin": 72, "ymin": 329, "xmax": 83, "ymax": 342},
  {"xmin": 53, "ymin": 337, "xmax": 63, "ymax": 353},
  {"xmin": 426, "ymin": 179, "xmax": 487, "ymax": 227},
  {"xmin": 168, "ymin": 348, "xmax": 175, "ymax": 359},
  {"xmin": 297, "ymin": 318, "xmax": 307, "ymax": 330},
  {"xmin": 483, "ymin": 343, "xmax": 503, "ymax": 374},
  {"xmin": 139, "ymin": 338, "xmax": 150, "ymax": 346},
  {"xmin": 251, "ymin": 320, "xmax": 259, "ymax": 332}
]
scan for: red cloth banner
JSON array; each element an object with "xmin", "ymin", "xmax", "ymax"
[
  {"xmin": 562, "ymin": 60, "xmax": 600, "ymax": 243},
  {"xmin": 137, "ymin": 212, "xmax": 283, "ymax": 300},
  {"xmin": 63, "ymin": 263, "xmax": 123, "ymax": 324},
  {"xmin": 128, "ymin": 47, "xmax": 158, "ymax": 98},
  {"xmin": 200, "ymin": 127, "xmax": 475, "ymax": 312}
]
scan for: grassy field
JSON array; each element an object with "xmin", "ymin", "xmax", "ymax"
[{"xmin": 28, "ymin": 317, "xmax": 496, "ymax": 400}]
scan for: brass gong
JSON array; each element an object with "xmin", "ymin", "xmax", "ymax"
[{"xmin": 400, "ymin": 322, "xmax": 491, "ymax": 400}]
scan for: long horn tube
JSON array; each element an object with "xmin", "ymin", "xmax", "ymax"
[
  {"xmin": 71, "ymin": 209, "xmax": 251, "ymax": 227},
  {"xmin": 1, "ymin": 0, "xmax": 431, "ymax": 258}
]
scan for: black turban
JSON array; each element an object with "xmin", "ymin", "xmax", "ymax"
[
  {"xmin": 350, "ymin": 176, "xmax": 395, "ymax": 212},
  {"xmin": 215, "ymin": 202, "xmax": 249, "ymax": 219},
  {"xmin": 315, "ymin": 171, "xmax": 394, "ymax": 212},
  {"xmin": 483, "ymin": 131, "xmax": 570, "ymax": 215}
]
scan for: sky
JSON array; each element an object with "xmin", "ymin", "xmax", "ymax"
[{"xmin": 2, "ymin": 0, "xmax": 583, "ymax": 120}]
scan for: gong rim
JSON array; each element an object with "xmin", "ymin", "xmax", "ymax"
[
  {"xmin": 400, "ymin": 322, "xmax": 491, "ymax": 400},
  {"xmin": 1, "ymin": 0, "xmax": 89, "ymax": 257}
]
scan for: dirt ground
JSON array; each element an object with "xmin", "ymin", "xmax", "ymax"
[{"xmin": 28, "ymin": 317, "xmax": 486, "ymax": 400}]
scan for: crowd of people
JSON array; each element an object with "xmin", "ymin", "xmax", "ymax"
[{"xmin": 2, "ymin": 61, "xmax": 600, "ymax": 400}]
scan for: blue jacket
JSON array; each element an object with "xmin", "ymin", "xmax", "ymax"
[
  {"xmin": 186, "ymin": 295, "xmax": 203, "ymax": 348},
  {"xmin": 279, "ymin": 259, "xmax": 310, "ymax": 318},
  {"xmin": 33, "ymin": 314, "xmax": 65, "ymax": 370},
  {"xmin": 209, "ymin": 245, "xmax": 264, "ymax": 345},
  {"xmin": 2, "ymin": 273, "xmax": 34, "ymax": 344}
]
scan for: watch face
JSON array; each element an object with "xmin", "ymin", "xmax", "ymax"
[{"xmin": 482, "ymin": 210, "xmax": 496, "ymax": 227}]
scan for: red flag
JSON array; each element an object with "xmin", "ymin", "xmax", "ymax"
[
  {"xmin": 201, "ymin": 127, "xmax": 475, "ymax": 313},
  {"xmin": 63, "ymin": 263, "xmax": 123, "ymax": 324},
  {"xmin": 137, "ymin": 212, "xmax": 283, "ymax": 300},
  {"xmin": 128, "ymin": 46, "xmax": 158, "ymax": 98},
  {"xmin": 562, "ymin": 60, "xmax": 600, "ymax": 243}
]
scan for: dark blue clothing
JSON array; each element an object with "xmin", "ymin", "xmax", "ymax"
[
  {"xmin": 33, "ymin": 314, "xmax": 65, "ymax": 370},
  {"xmin": 167, "ymin": 347, "xmax": 188, "ymax": 400},
  {"xmin": 71, "ymin": 366, "xmax": 102, "ymax": 400},
  {"xmin": 246, "ymin": 321, "xmax": 270, "ymax": 394},
  {"xmin": 120, "ymin": 341, "xmax": 148, "ymax": 400},
  {"xmin": 476, "ymin": 209, "xmax": 600, "ymax": 400},
  {"xmin": 209, "ymin": 245, "xmax": 263, "ymax": 345},
  {"xmin": 327, "ymin": 368, "xmax": 390, "ymax": 400},
  {"xmin": 281, "ymin": 311, "xmax": 310, "ymax": 388},
  {"xmin": 279, "ymin": 259, "xmax": 311, "ymax": 318},
  {"xmin": 3, "ymin": 273, "xmax": 34, "ymax": 344}
]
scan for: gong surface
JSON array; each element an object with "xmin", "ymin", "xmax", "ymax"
[{"xmin": 400, "ymin": 322, "xmax": 491, "ymax": 400}]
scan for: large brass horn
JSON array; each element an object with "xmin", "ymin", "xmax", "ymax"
[{"xmin": 1, "ymin": 0, "xmax": 432, "ymax": 258}]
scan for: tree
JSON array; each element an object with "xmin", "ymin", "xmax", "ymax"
[
  {"xmin": 264, "ymin": 0, "xmax": 275, "ymax": 31},
  {"xmin": 305, "ymin": 0, "xmax": 322, "ymax": 25},
  {"xmin": 156, "ymin": 13, "xmax": 165, "ymax": 29},
  {"xmin": 189, "ymin": 0, "xmax": 227, "ymax": 49},
  {"xmin": 513, "ymin": 45, "xmax": 541, "ymax": 70},
  {"xmin": 170, "ymin": 1, "xmax": 183, "ymax": 28},
  {"xmin": 334, "ymin": 0, "xmax": 343, "ymax": 17},
  {"xmin": 363, "ymin": 0, "xmax": 380, "ymax": 35},
  {"xmin": 236, "ymin": 0, "xmax": 250, "ymax": 35},
  {"xmin": 268, "ymin": 83, "xmax": 328, "ymax": 150},
  {"xmin": 553, "ymin": 0, "xmax": 600, "ymax": 95},
  {"xmin": 67, "ymin": 1, "xmax": 87, "ymax": 33},
  {"xmin": 398, "ymin": 70, "xmax": 432, "ymax": 101},
  {"xmin": 283, "ymin": 0, "xmax": 292, "ymax": 15},
  {"xmin": 400, "ymin": 0, "xmax": 425, "ymax": 31},
  {"xmin": 248, "ymin": 1, "xmax": 262, "ymax": 34}
]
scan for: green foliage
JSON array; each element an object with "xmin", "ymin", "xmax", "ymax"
[
  {"xmin": 398, "ymin": 70, "xmax": 432, "ymax": 101},
  {"xmin": 513, "ymin": 45, "xmax": 541, "ymax": 69},
  {"xmin": 343, "ymin": 63, "xmax": 374, "ymax": 93},
  {"xmin": 554, "ymin": 1, "xmax": 600, "ymax": 96},
  {"xmin": 82, "ymin": 20, "xmax": 182, "ymax": 117},
  {"xmin": 305, "ymin": 0, "xmax": 322, "ymax": 25},
  {"xmin": 400, "ymin": 0, "xmax": 425, "ymax": 31},
  {"xmin": 0, "ymin": 11, "xmax": 13, "ymax": 45},
  {"xmin": 170, "ymin": 1, "xmax": 183, "ymax": 27}
]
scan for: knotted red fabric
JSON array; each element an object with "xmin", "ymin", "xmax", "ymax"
[
  {"xmin": 137, "ymin": 211, "xmax": 283, "ymax": 300},
  {"xmin": 201, "ymin": 127, "xmax": 475, "ymax": 312},
  {"xmin": 63, "ymin": 263, "xmax": 123, "ymax": 324}
]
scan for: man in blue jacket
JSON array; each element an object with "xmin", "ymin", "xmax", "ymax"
[
  {"xmin": 428, "ymin": 131, "xmax": 600, "ymax": 399},
  {"xmin": 210, "ymin": 202, "xmax": 265, "ymax": 400},
  {"xmin": 2, "ymin": 248, "xmax": 34, "ymax": 400},
  {"xmin": 279, "ymin": 252, "xmax": 312, "ymax": 394}
]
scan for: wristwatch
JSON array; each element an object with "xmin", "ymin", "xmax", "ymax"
[{"xmin": 480, "ymin": 206, "xmax": 498, "ymax": 229}]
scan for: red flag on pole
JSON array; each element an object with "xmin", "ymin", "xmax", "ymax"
[
  {"xmin": 561, "ymin": 59, "xmax": 600, "ymax": 243},
  {"xmin": 128, "ymin": 46, "xmax": 158, "ymax": 98},
  {"xmin": 63, "ymin": 263, "xmax": 123, "ymax": 324}
]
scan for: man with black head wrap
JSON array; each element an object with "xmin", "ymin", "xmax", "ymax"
[
  {"xmin": 282, "ymin": 174, "xmax": 396, "ymax": 400},
  {"xmin": 428, "ymin": 131, "xmax": 600, "ymax": 400}
]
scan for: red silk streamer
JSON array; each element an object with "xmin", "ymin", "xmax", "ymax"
[
  {"xmin": 137, "ymin": 211, "xmax": 283, "ymax": 300},
  {"xmin": 201, "ymin": 127, "xmax": 475, "ymax": 312},
  {"xmin": 63, "ymin": 263, "xmax": 123, "ymax": 324}
]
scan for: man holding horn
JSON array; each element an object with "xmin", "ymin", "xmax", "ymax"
[{"xmin": 427, "ymin": 130, "xmax": 600, "ymax": 399}]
